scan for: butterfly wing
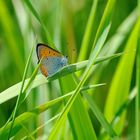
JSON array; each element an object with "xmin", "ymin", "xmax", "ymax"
[
  {"xmin": 41, "ymin": 57, "xmax": 67, "ymax": 76},
  {"xmin": 36, "ymin": 43, "xmax": 61, "ymax": 61},
  {"xmin": 36, "ymin": 43, "xmax": 67, "ymax": 77}
]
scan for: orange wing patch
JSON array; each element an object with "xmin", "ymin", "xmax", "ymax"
[
  {"xmin": 37, "ymin": 44, "xmax": 61, "ymax": 60},
  {"xmin": 40, "ymin": 64, "xmax": 48, "ymax": 77}
]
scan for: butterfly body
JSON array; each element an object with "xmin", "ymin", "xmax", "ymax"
[{"xmin": 36, "ymin": 43, "xmax": 68, "ymax": 77}]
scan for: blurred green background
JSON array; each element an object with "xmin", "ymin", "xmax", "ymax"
[{"xmin": 0, "ymin": 0, "xmax": 139, "ymax": 139}]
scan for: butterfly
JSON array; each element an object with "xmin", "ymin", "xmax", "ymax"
[{"xmin": 36, "ymin": 43, "xmax": 68, "ymax": 77}]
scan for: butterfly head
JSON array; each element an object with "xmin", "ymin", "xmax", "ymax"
[{"xmin": 60, "ymin": 56, "xmax": 68, "ymax": 67}]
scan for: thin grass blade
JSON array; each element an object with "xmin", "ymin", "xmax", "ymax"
[
  {"xmin": 104, "ymin": 19, "xmax": 139, "ymax": 135},
  {"xmin": 7, "ymin": 43, "xmax": 35, "ymax": 139},
  {"xmin": 23, "ymin": 0, "xmax": 54, "ymax": 47},
  {"xmin": 135, "ymin": 25, "xmax": 140, "ymax": 140},
  {"xmin": 48, "ymin": 24, "xmax": 111, "ymax": 140},
  {"xmin": 0, "ymin": 84, "xmax": 104, "ymax": 138},
  {"xmin": 0, "ymin": 53, "xmax": 121, "ymax": 104},
  {"xmin": 78, "ymin": 0, "xmax": 98, "ymax": 61}
]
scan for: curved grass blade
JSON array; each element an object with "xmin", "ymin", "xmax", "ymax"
[
  {"xmin": 21, "ymin": 114, "xmax": 60, "ymax": 140},
  {"xmin": 20, "ymin": 123, "xmax": 35, "ymax": 140},
  {"xmin": 23, "ymin": 0, "xmax": 54, "ymax": 48},
  {"xmin": 59, "ymin": 76, "xmax": 97, "ymax": 140},
  {"xmin": 47, "ymin": 24, "xmax": 111, "ymax": 140},
  {"xmin": 0, "ymin": 53, "xmax": 122, "ymax": 104},
  {"xmin": 104, "ymin": 19, "xmax": 139, "ymax": 135},
  {"xmin": 7, "ymin": 43, "xmax": 35, "ymax": 139},
  {"xmin": 78, "ymin": 0, "xmax": 98, "ymax": 61},
  {"xmin": 136, "ymin": 29, "xmax": 140, "ymax": 140},
  {"xmin": 99, "ymin": 87, "xmax": 136, "ymax": 139},
  {"xmin": 88, "ymin": 9, "xmax": 137, "ymax": 87},
  {"xmin": 100, "ymin": 8, "xmax": 137, "ymax": 57},
  {"xmin": 0, "ymin": 1, "xmax": 24, "ymax": 74},
  {"xmin": 2, "ymin": 59, "xmax": 42, "ymax": 138},
  {"xmin": 73, "ymin": 75, "xmax": 118, "ymax": 139},
  {"xmin": 49, "ymin": 53, "xmax": 123, "ymax": 81},
  {"xmin": 84, "ymin": 94, "xmax": 117, "ymax": 138},
  {"xmin": 0, "ymin": 84, "xmax": 105, "ymax": 138},
  {"xmin": 92, "ymin": 0, "xmax": 116, "ymax": 49}
]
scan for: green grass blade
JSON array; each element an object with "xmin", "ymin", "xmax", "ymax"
[
  {"xmin": 20, "ymin": 59, "xmax": 42, "ymax": 102},
  {"xmin": 0, "ymin": 1, "xmax": 138, "ymax": 139},
  {"xmin": 112, "ymin": 88, "xmax": 136, "ymax": 127},
  {"xmin": 99, "ymin": 87, "xmax": 136, "ymax": 139},
  {"xmin": 7, "ymin": 59, "xmax": 42, "ymax": 130},
  {"xmin": 137, "ymin": 0, "xmax": 140, "ymax": 17},
  {"xmin": 7, "ymin": 42, "xmax": 35, "ymax": 139},
  {"xmin": 0, "ymin": 84, "xmax": 104, "ymax": 138},
  {"xmin": 100, "ymin": 8, "xmax": 137, "ymax": 57},
  {"xmin": 32, "ymin": 84, "xmax": 105, "ymax": 114},
  {"xmin": 0, "ymin": 112, "xmax": 36, "ymax": 138},
  {"xmin": 88, "ymin": 9, "xmax": 137, "ymax": 89},
  {"xmin": 60, "ymin": 76, "xmax": 97, "ymax": 140},
  {"xmin": 21, "ymin": 114, "xmax": 60, "ymax": 140},
  {"xmin": 135, "ymin": 28, "xmax": 140, "ymax": 140},
  {"xmin": 20, "ymin": 123, "xmax": 35, "ymax": 140},
  {"xmin": 104, "ymin": 19, "xmax": 139, "ymax": 135},
  {"xmin": 0, "ymin": 1, "xmax": 24, "ymax": 74},
  {"xmin": 0, "ymin": 53, "xmax": 121, "ymax": 104},
  {"xmin": 48, "ymin": 24, "xmax": 111, "ymax": 140},
  {"xmin": 23, "ymin": 0, "xmax": 54, "ymax": 47},
  {"xmin": 74, "ymin": 75, "xmax": 117, "ymax": 139},
  {"xmin": 92, "ymin": 0, "xmax": 116, "ymax": 48},
  {"xmin": 0, "ymin": 74, "xmax": 45, "ymax": 105},
  {"xmin": 78, "ymin": 0, "xmax": 98, "ymax": 61},
  {"xmin": 84, "ymin": 94, "xmax": 118, "ymax": 138},
  {"xmin": 48, "ymin": 53, "xmax": 122, "ymax": 81}
]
